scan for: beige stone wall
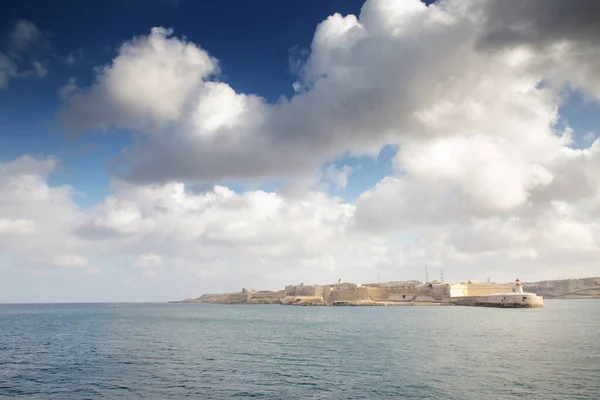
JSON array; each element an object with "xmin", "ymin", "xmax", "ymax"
[
  {"xmin": 431, "ymin": 284, "xmax": 450, "ymax": 301},
  {"xmin": 285, "ymin": 285, "xmax": 318, "ymax": 297},
  {"xmin": 332, "ymin": 282, "xmax": 359, "ymax": 291},
  {"xmin": 225, "ymin": 292, "xmax": 250, "ymax": 303},
  {"xmin": 367, "ymin": 287, "xmax": 388, "ymax": 301},
  {"xmin": 387, "ymin": 292, "xmax": 416, "ymax": 301},
  {"xmin": 465, "ymin": 284, "xmax": 512, "ymax": 296},
  {"xmin": 448, "ymin": 284, "xmax": 468, "ymax": 297},
  {"xmin": 313, "ymin": 286, "xmax": 324, "ymax": 298},
  {"xmin": 363, "ymin": 281, "xmax": 421, "ymax": 289},
  {"xmin": 367, "ymin": 287, "xmax": 416, "ymax": 301},
  {"xmin": 249, "ymin": 291, "xmax": 285, "ymax": 299},
  {"xmin": 329, "ymin": 287, "xmax": 371, "ymax": 302}
]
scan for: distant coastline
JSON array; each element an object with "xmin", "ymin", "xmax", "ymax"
[{"xmin": 171, "ymin": 276, "xmax": 600, "ymax": 306}]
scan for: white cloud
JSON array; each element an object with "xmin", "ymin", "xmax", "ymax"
[
  {"xmin": 0, "ymin": 218, "xmax": 35, "ymax": 235},
  {"xmin": 32, "ymin": 61, "xmax": 47, "ymax": 78},
  {"xmin": 53, "ymin": 254, "xmax": 88, "ymax": 268},
  {"xmin": 59, "ymin": 0, "xmax": 600, "ymax": 188},
  {"xmin": 133, "ymin": 253, "xmax": 162, "ymax": 268},
  {"xmin": 324, "ymin": 165, "xmax": 353, "ymax": 189},
  {"xmin": 0, "ymin": 156, "xmax": 84, "ymax": 268},
  {"xmin": 60, "ymin": 27, "xmax": 218, "ymax": 133},
  {"xmin": 0, "ymin": 156, "xmax": 363, "ymax": 295},
  {"xmin": 9, "ymin": 20, "xmax": 42, "ymax": 53},
  {"xmin": 66, "ymin": 49, "xmax": 84, "ymax": 66},
  {"xmin": 0, "ymin": 20, "xmax": 48, "ymax": 89},
  {"xmin": 584, "ymin": 132, "xmax": 597, "ymax": 145}
]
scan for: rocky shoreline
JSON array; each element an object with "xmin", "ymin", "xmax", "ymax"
[{"xmin": 170, "ymin": 297, "xmax": 450, "ymax": 307}]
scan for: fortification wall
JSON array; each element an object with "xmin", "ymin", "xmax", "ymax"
[
  {"xmin": 448, "ymin": 284, "xmax": 468, "ymax": 297},
  {"xmin": 432, "ymin": 284, "xmax": 449, "ymax": 300},
  {"xmin": 380, "ymin": 287, "xmax": 417, "ymax": 301},
  {"xmin": 466, "ymin": 284, "xmax": 512, "ymax": 296},
  {"xmin": 363, "ymin": 281, "xmax": 421, "ymax": 289},
  {"xmin": 387, "ymin": 293, "xmax": 416, "ymax": 301},
  {"xmin": 225, "ymin": 292, "xmax": 250, "ymax": 303},
  {"xmin": 329, "ymin": 287, "xmax": 371, "ymax": 302},
  {"xmin": 285, "ymin": 285, "xmax": 318, "ymax": 297},
  {"xmin": 313, "ymin": 286, "xmax": 326, "ymax": 298},
  {"xmin": 249, "ymin": 291, "xmax": 285, "ymax": 299},
  {"xmin": 367, "ymin": 287, "xmax": 388, "ymax": 301},
  {"xmin": 332, "ymin": 282, "xmax": 360, "ymax": 291}
]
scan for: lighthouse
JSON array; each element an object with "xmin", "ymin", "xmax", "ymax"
[{"xmin": 515, "ymin": 278, "xmax": 523, "ymax": 293}]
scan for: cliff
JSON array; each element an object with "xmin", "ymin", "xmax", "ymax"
[{"xmin": 524, "ymin": 277, "xmax": 600, "ymax": 299}]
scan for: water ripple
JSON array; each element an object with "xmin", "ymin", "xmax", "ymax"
[{"xmin": 0, "ymin": 301, "xmax": 599, "ymax": 399}]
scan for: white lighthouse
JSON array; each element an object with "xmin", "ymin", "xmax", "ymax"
[{"xmin": 515, "ymin": 278, "xmax": 523, "ymax": 293}]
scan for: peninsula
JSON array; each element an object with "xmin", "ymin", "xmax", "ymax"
[{"xmin": 172, "ymin": 276, "xmax": 600, "ymax": 307}]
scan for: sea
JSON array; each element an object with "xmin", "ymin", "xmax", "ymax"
[{"xmin": 1, "ymin": 300, "xmax": 599, "ymax": 399}]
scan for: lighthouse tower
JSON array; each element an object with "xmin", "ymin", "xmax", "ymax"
[{"xmin": 515, "ymin": 278, "xmax": 523, "ymax": 293}]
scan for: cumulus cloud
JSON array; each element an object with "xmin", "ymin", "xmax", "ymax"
[
  {"xmin": 0, "ymin": 156, "xmax": 84, "ymax": 267},
  {"xmin": 60, "ymin": 27, "xmax": 219, "ymax": 133},
  {"xmin": 475, "ymin": 0, "xmax": 600, "ymax": 49},
  {"xmin": 59, "ymin": 0, "xmax": 600, "ymax": 187},
  {"xmin": 59, "ymin": 2, "xmax": 482, "ymax": 183},
  {"xmin": 0, "ymin": 155, "xmax": 392, "ymax": 296},
  {"xmin": 469, "ymin": 0, "xmax": 600, "ymax": 101}
]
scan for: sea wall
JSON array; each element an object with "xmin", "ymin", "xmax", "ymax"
[{"xmin": 455, "ymin": 293, "xmax": 543, "ymax": 308}]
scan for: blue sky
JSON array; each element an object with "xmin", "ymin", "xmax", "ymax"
[
  {"xmin": 0, "ymin": 0, "xmax": 404, "ymax": 206},
  {"xmin": 2, "ymin": 0, "xmax": 600, "ymax": 302},
  {"xmin": 1, "ymin": 0, "xmax": 595, "ymax": 206}
]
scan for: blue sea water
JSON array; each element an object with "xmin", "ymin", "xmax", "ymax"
[{"xmin": 1, "ymin": 300, "xmax": 599, "ymax": 399}]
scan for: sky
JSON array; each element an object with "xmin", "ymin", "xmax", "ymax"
[{"xmin": 1, "ymin": 0, "xmax": 600, "ymax": 303}]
